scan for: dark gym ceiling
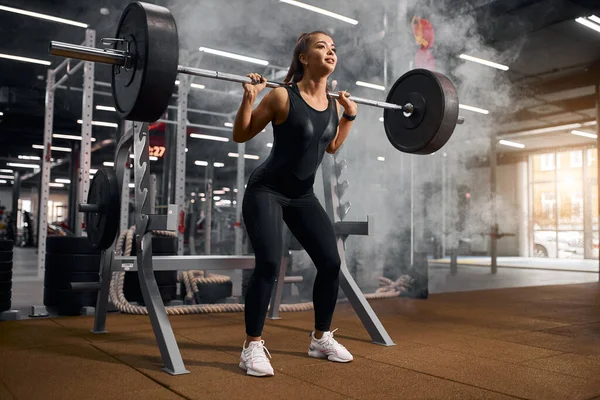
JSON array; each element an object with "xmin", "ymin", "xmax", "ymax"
[{"xmin": 0, "ymin": 0, "xmax": 599, "ymax": 191}]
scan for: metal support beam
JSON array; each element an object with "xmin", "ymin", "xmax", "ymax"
[
  {"xmin": 11, "ymin": 172, "xmax": 20, "ymax": 241},
  {"xmin": 204, "ymin": 162, "xmax": 213, "ymax": 255},
  {"xmin": 68, "ymin": 142, "xmax": 79, "ymax": 230},
  {"xmin": 175, "ymin": 75, "xmax": 190, "ymax": 255},
  {"xmin": 76, "ymin": 29, "xmax": 95, "ymax": 236},
  {"xmin": 490, "ymin": 134, "xmax": 498, "ymax": 274}
]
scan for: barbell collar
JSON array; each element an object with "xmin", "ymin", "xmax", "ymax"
[{"xmin": 49, "ymin": 41, "xmax": 128, "ymax": 66}]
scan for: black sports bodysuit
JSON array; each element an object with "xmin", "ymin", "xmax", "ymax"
[{"xmin": 243, "ymin": 83, "xmax": 341, "ymax": 337}]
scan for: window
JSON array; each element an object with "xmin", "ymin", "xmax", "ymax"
[
  {"xmin": 570, "ymin": 151, "xmax": 582, "ymax": 168},
  {"xmin": 541, "ymin": 192, "xmax": 556, "ymax": 219},
  {"xmin": 541, "ymin": 154, "xmax": 555, "ymax": 171},
  {"xmin": 588, "ymin": 149, "xmax": 596, "ymax": 167},
  {"xmin": 571, "ymin": 194, "xmax": 583, "ymax": 220}
]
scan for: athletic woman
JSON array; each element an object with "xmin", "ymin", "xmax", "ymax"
[{"xmin": 233, "ymin": 31, "xmax": 357, "ymax": 377}]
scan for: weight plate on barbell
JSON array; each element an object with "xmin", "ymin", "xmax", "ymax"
[
  {"xmin": 112, "ymin": 2, "xmax": 179, "ymax": 122},
  {"xmin": 84, "ymin": 168, "xmax": 120, "ymax": 250},
  {"xmin": 383, "ymin": 69, "xmax": 459, "ymax": 155}
]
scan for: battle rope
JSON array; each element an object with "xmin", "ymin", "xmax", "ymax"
[{"xmin": 108, "ymin": 227, "xmax": 414, "ymax": 315}]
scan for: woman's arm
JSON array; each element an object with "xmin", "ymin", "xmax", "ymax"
[
  {"xmin": 327, "ymin": 92, "xmax": 357, "ymax": 154},
  {"xmin": 233, "ymin": 74, "xmax": 285, "ymax": 143}
]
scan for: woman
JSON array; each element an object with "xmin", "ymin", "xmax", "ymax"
[{"xmin": 233, "ymin": 31, "xmax": 357, "ymax": 377}]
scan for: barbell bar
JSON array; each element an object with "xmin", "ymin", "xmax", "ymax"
[{"xmin": 48, "ymin": 1, "xmax": 465, "ymax": 155}]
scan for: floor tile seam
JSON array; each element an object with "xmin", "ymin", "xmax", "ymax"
[
  {"xmin": 0, "ymin": 375, "xmax": 17, "ymax": 400},
  {"xmin": 88, "ymin": 342, "xmax": 191, "ymax": 400}
]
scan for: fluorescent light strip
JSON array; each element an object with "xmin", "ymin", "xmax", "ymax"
[
  {"xmin": 90, "ymin": 169, "xmax": 98, "ymax": 174},
  {"xmin": 53, "ymin": 133, "xmax": 97, "ymax": 142},
  {"xmin": 214, "ymin": 162, "xmax": 225, "ymax": 167},
  {"xmin": 7, "ymin": 163, "xmax": 39, "ymax": 169},
  {"xmin": 459, "ymin": 104, "xmax": 489, "ymax": 115},
  {"xmin": 32, "ymin": 144, "xmax": 71, "ymax": 152},
  {"xmin": 213, "ymin": 190, "xmax": 226, "ymax": 195},
  {"xmin": 103, "ymin": 161, "xmax": 114, "ymax": 167},
  {"xmin": 175, "ymin": 80, "xmax": 206, "ymax": 89},
  {"xmin": 575, "ymin": 17, "xmax": 600, "ymax": 33},
  {"xmin": 356, "ymin": 81, "xmax": 385, "ymax": 91},
  {"xmin": 571, "ymin": 130, "xmax": 597, "ymax": 139},
  {"xmin": 0, "ymin": 5, "xmax": 88, "ymax": 28},
  {"xmin": 279, "ymin": 0, "xmax": 358, "ymax": 25},
  {"xmin": 49, "ymin": 183, "xmax": 64, "ymax": 188},
  {"xmin": 224, "ymin": 122, "xmax": 234, "ymax": 127},
  {"xmin": 195, "ymin": 160, "xmax": 208, "ymax": 166},
  {"xmin": 0, "ymin": 52, "xmax": 51, "ymax": 66},
  {"xmin": 18, "ymin": 155, "xmax": 41, "ymax": 160},
  {"xmin": 190, "ymin": 133, "xmax": 229, "ymax": 142},
  {"xmin": 0, "ymin": 169, "xmax": 13, "ymax": 173},
  {"xmin": 498, "ymin": 140, "xmax": 525, "ymax": 148},
  {"xmin": 227, "ymin": 152, "xmax": 260, "ymax": 160},
  {"xmin": 199, "ymin": 47, "xmax": 269, "ymax": 66},
  {"xmin": 55, "ymin": 178, "xmax": 71, "ymax": 184},
  {"xmin": 0, "ymin": 175, "xmax": 13, "ymax": 179},
  {"xmin": 590, "ymin": 15, "xmax": 600, "ymax": 24},
  {"xmin": 0, "ymin": 180, "xmax": 6, "ymax": 184},
  {"xmin": 459, "ymin": 54, "xmax": 509, "ymax": 71},
  {"xmin": 95, "ymin": 105, "xmax": 116, "ymax": 112},
  {"xmin": 0, "ymin": 112, "xmax": 3, "ymax": 116},
  {"xmin": 77, "ymin": 119, "xmax": 118, "ymax": 128},
  {"xmin": 128, "ymin": 183, "xmax": 135, "ymax": 188}
]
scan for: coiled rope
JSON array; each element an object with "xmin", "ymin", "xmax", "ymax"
[{"xmin": 108, "ymin": 226, "xmax": 414, "ymax": 315}]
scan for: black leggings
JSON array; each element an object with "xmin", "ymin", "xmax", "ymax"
[{"xmin": 242, "ymin": 189, "xmax": 341, "ymax": 337}]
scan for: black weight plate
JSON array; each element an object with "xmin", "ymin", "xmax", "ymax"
[
  {"xmin": 383, "ymin": 69, "xmax": 459, "ymax": 155},
  {"xmin": 0, "ymin": 240, "xmax": 13, "ymax": 251},
  {"xmin": 0, "ymin": 270, "xmax": 11, "ymax": 281},
  {"xmin": 112, "ymin": 2, "xmax": 179, "ymax": 122},
  {"xmin": 43, "ymin": 288, "xmax": 97, "ymax": 316},
  {"xmin": 0, "ymin": 281, "xmax": 12, "ymax": 292},
  {"xmin": 0, "ymin": 261, "xmax": 12, "ymax": 272},
  {"xmin": 0, "ymin": 251, "xmax": 12, "ymax": 262},
  {"xmin": 0, "ymin": 300, "xmax": 10, "ymax": 312},
  {"xmin": 45, "ymin": 253, "xmax": 101, "ymax": 273},
  {"xmin": 0, "ymin": 291, "xmax": 11, "ymax": 302},
  {"xmin": 44, "ymin": 270, "xmax": 99, "ymax": 290},
  {"xmin": 195, "ymin": 281, "xmax": 232, "ymax": 304},
  {"xmin": 131, "ymin": 236, "xmax": 178, "ymax": 255},
  {"xmin": 85, "ymin": 168, "xmax": 120, "ymax": 250},
  {"xmin": 47, "ymin": 237, "xmax": 102, "ymax": 255},
  {"xmin": 124, "ymin": 281, "xmax": 178, "ymax": 304}
]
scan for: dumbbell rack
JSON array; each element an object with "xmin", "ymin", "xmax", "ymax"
[{"xmin": 89, "ymin": 121, "xmax": 394, "ymax": 376}]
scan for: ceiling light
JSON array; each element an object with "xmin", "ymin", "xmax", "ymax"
[
  {"xmin": 77, "ymin": 119, "xmax": 118, "ymax": 128},
  {"xmin": 279, "ymin": 0, "xmax": 358, "ymax": 25},
  {"xmin": 214, "ymin": 162, "xmax": 225, "ymax": 167},
  {"xmin": 175, "ymin": 80, "xmax": 206, "ymax": 89},
  {"xmin": 128, "ymin": 183, "xmax": 135, "ymax": 188},
  {"xmin": 356, "ymin": 81, "xmax": 385, "ymax": 91},
  {"xmin": 0, "ymin": 112, "xmax": 3, "ymax": 116},
  {"xmin": 459, "ymin": 54, "xmax": 509, "ymax": 71},
  {"xmin": 589, "ymin": 15, "xmax": 600, "ymax": 24},
  {"xmin": 95, "ymin": 105, "xmax": 116, "ymax": 112},
  {"xmin": 49, "ymin": 183, "xmax": 64, "ymax": 188},
  {"xmin": 0, "ymin": 175, "xmax": 13, "ymax": 179},
  {"xmin": 224, "ymin": 122, "xmax": 234, "ymax": 127},
  {"xmin": 571, "ymin": 130, "xmax": 597, "ymax": 139},
  {"xmin": 55, "ymin": 178, "xmax": 71, "ymax": 184},
  {"xmin": 0, "ymin": 180, "xmax": 6, "ymax": 184},
  {"xmin": 0, "ymin": 169, "xmax": 13, "ymax": 173},
  {"xmin": 32, "ymin": 144, "xmax": 71, "ymax": 152},
  {"xmin": 0, "ymin": 52, "xmax": 51, "ymax": 66},
  {"xmin": 195, "ymin": 160, "xmax": 208, "ymax": 166},
  {"xmin": 377, "ymin": 156, "xmax": 385, "ymax": 161},
  {"xmin": 53, "ymin": 133, "xmax": 97, "ymax": 142},
  {"xmin": 199, "ymin": 47, "xmax": 269, "ymax": 66},
  {"xmin": 103, "ymin": 161, "xmax": 114, "ymax": 167},
  {"xmin": 213, "ymin": 196, "xmax": 221, "ymax": 201},
  {"xmin": 190, "ymin": 133, "xmax": 229, "ymax": 142},
  {"xmin": 18, "ymin": 155, "xmax": 41, "ymax": 160},
  {"xmin": 0, "ymin": 5, "xmax": 88, "ymax": 28},
  {"xmin": 575, "ymin": 17, "xmax": 600, "ymax": 33},
  {"xmin": 459, "ymin": 104, "xmax": 489, "ymax": 115},
  {"xmin": 213, "ymin": 190, "xmax": 226, "ymax": 195},
  {"xmin": 498, "ymin": 140, "xmax": 525, "ymax": 148},
  {"xmin": 228, "ymin": 152, "xmax": 260, "ymax": 160},
  {"xmin": 90, "ymin": 169, "xmax": 98, "ymax": 174},
  {"xmin": 222, "ymin": 187, "xmax": 231, "ymax": 192},
  {"xmin": 233, "ymin": 189, "xmax": 238, "ymax": 193},
  {"xmin": 7, "ymin": 163, "xmax": 39, "ymax": 169}
]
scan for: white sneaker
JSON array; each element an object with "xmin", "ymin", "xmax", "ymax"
[
  {"xmin": 239, "ymin": 340, "xmax": 275, "ymax": 377},
  {"xmin": 308, "ymin": 328, "xmax": 353, "ymax": 363}
]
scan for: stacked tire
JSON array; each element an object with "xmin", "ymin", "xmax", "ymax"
[
  {"xmin": 0, "ymin": 240, "xmax": 14, "ymax": 313},
  {"xmin": 123, "ymin": 236, "xmax": 178, "ymax": 305},
  {"xmin": 44, "ymin": 237, "xmax": 101, "ymax": 315}
]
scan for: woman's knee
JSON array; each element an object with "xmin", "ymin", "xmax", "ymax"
[
  {"xmin": 253, "ymin": 258, "xmax": 281, "ymax": 280},
  {"xmin": 318, "ymin": 253, "xmax": 341, "ymax": 276}
]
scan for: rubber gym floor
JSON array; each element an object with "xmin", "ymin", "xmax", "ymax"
[{"xmin": 1, "ymin": 280, "xmax": 600, "ymax": 400}]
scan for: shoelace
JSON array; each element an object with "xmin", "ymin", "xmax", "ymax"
[
  {"xmin": 248, "ymin": 340, "xmax": 272, "ymax": 363},
  {"xmin": 319, "ymin": 328, "xmax": 346, "ymax": 350}
]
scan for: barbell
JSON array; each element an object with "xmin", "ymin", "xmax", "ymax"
[{"xmin": 48, "ymin": 1, "xmax": 465, "ymax": 155}]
